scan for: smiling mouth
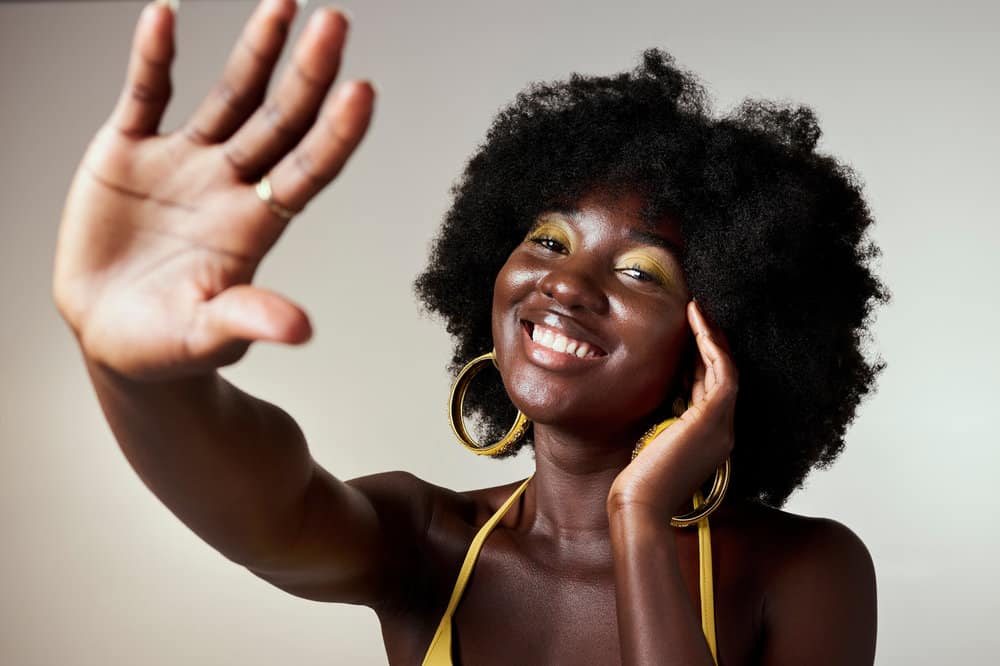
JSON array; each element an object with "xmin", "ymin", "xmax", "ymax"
[{"xmin": 521, "ymin": 321, "xmax": 607, "ymax": 359}]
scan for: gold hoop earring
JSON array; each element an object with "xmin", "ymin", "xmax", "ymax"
[
  {"xmin": 631, "ymin": 415, "xmax": 732, "ymax": 528},
  {"xmin": 448, "ymin": 349, "xmax": 531, "ymax": 456}
]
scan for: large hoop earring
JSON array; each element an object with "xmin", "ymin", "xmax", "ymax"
[
  {"xmin": 631, "ymin": 415, "xmax": 732, "ymax": 528},
  {"xmin": 448, "ymin": 349, "xmax": 531, "ymax": 456}
]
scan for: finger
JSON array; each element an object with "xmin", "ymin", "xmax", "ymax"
[
  {"xmin": 107, "ymin": 1, "xmax": 176, "ymax": 137},
  {"xmin": 689, "ymin": 301, "xmax": 738, "ymax": 395},
  {"xmin": 183, "ymin": 0, "xmax": 299, "ymax": 145},
  {"xmin": 695, "ymin": 333, "xmax": 737, "ymax": 398},
  {"xmin": 689, "ymin": 302, "xmax": 718, "ymax": 389},
  {"xmin": 691, "ymin": 298, "xmax": 733, "ymax": 355},
  {"xmin": 261, "ymin": 79, "xmax": 375, "ymax": 214},
  {"xmin": 188, "ymin": 285, "xmax": 313, "ymax": 364},
  {"xmin": 692, "ymin": 352, "xmax": 707, "ymax": 404},
  {"xmin": 223, "ymin": 7, "xmax": 350, "ymax": 181},
  {"xmin": 695, "ymin": 330, "xmax": 718, "ymax": 390}
]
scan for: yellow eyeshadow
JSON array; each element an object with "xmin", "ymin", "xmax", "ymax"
[
  {"xmin": 618, "ymin": 254, "xmax": 672, "ymax": 285},
  {"xmin": 525, "ymin": 222, "xmax": 573, "ymax": 249}
]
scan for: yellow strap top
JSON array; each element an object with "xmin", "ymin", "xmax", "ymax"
[{"xmin": 421, "ymin": 474, "xmax": 718, "ymax": 665}]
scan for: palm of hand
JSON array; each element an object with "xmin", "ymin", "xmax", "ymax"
[
  {"xmin": 51, "ymin": 1, "xmax": 373, "ymax": 381},
  {"xmin": 57, "ymin": 129, "xmax": 289, "ymax": 379}
]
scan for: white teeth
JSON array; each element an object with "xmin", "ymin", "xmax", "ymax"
[{"xmin": 529, "ymin": 323, "xmax": 599, "ymax": 358}]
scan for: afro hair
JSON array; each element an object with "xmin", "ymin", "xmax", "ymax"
[{"xmin": 414, "ymin": 48, "xmax": 889, "ymax": 508}]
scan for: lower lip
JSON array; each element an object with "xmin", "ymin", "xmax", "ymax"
[{"xmin": 521, "ymin": 323, "xmax": 606, "ymax": 371}]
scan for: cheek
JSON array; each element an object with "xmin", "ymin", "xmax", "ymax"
[
  {"xmin": 619, "ymin": 306, "xmax": 691, "ymax": 390},
  {"xmin": 491, "ymin": 257, "xmax": 527, "ymax": 347},
  {"xmin": 657, "ymin": 327, "xmax": 695, "ymax": 394},
  {"xmin": 492, "ymin": 255, "xmax": 534, "ymax": 308},
  {"xmin": 491, "ymin": 262, "xmax": 512, "ymax": 324}
]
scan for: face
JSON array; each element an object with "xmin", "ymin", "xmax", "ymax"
[{"xmin": 491, "ymin": 188, "xmax": 694, "ymax": 441}]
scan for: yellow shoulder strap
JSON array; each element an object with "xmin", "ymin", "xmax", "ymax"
[
  {"xmin": 421, "ymin": 477, "xmax": 717, "ymax": 666},
  {"xmin": 694, "ymin": 489, "xmax": 718, "ymax": 664},
  {"xmin": 421, "ymin": 475, "xmax": 533, "ymax": 666}
]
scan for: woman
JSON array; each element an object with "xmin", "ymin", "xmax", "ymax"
[{"xmin": 52, "ymin": 0, "xmax": 886, "ymax": 663}]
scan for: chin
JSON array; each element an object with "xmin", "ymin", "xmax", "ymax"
[{"xmin": 505, "ymin": 370, "xmax": 652, "ymax": 438}]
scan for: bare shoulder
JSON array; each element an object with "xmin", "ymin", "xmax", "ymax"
[
  {"xmin": 723, "ymin": 502, "xmax": 878, "ymax": 664},
  {"xmin": 345, "ymin": 470, "xmax": 526, "ymax": 618},
  {"xmin": 344, "ymin": 470, "xmax": 524, "ymax": 536},
  {"xmin": 728, "ymin": 501, "xmax": 874, "ymax": 568},
  {"xmin": 344, "ymin": 469, "xmax": 439, "ymax": 534}
]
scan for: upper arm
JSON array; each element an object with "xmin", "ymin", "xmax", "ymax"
[
  {"xmin": 760, "ymin": 518, "xmax": 878, "ymax": 666},
  {"xmin": 243, "ymin": 465, "xmax": 436, "ymax": 611}
]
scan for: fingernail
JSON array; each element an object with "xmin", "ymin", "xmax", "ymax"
[
  {"xmin": 330, "ymin": 5, "xmax": 354, "ymax": 23},
  {"xmin": 156, "ymin": 0, "xmax": 179, "ymax": 13}
]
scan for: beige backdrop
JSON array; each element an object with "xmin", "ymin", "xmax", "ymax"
[{"xmin": 2, "ymin": 0, "xmax": 997, "ymax": 664}]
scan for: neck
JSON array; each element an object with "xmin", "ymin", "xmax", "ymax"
[
  {"xmin": 520, "ymin": 420, "xmax": 702, "ymax": 543},
  {"xmin": 521, "ymin": 422, "xmax": 638, "ymax": 540}
]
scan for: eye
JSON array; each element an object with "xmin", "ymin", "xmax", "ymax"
[
  {"xmin": 617, "ymin": 262, "xmax": 664, "ymax": 285},
  {"xmin": 528, "ymin": 235, "xmax": 569, "ymax": 254}
]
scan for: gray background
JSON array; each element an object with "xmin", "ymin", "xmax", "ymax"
[{"xmin": 1, "ymin": 0, "xmax": 997, "ymax": 664}]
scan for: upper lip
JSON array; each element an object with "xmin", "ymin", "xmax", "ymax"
[{"xmin": 519, "ymin": 307, "xmax": 611, "ymax": 356}]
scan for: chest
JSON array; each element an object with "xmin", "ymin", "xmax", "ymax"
[
  {"xmin": 380, "ymin": 529, "xmax": 763, "ymax": 665},
  {"xmin": 451, "ymin": 553, "xmax": 622, "ymax": 665}
]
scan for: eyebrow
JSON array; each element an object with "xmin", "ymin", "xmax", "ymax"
[{"xmin": 536, "ymin": 210, "xmax": 683, "ymax": 258}]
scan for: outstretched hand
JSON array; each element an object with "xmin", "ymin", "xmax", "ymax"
[
  {"xmin": 52, "ymin": 0, "xmax": 373, "ymax": 381},
  {"xmin": 608, "ymin": 300, "xmax": 739, "ymax": 520}
]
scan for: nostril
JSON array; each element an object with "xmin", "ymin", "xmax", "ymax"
[{"xmin": 537, "ymin": 269, "xmax": 609, "ymax": 316}]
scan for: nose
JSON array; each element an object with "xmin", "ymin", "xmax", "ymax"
[{"xmin": 537, "ymin": 263, "xmax": 610, "ymax": 315}]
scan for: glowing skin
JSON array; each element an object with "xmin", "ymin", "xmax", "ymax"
[
  {"xmin": 492, "ymin": 190, "xmax": 693, "ymax": 444},
  {"xmin": 525, "ymin": 214, "xmax": 680, "ymax": 291}
]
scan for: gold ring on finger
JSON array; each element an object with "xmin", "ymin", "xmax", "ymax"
[{"xmin": 255, "ymin": 176, "xmax": 298, "ymax": 221}]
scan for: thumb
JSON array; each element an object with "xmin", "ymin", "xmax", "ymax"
[{"xmin": 186, "ymin": 285, "xmax": 313, "ymax": 364}]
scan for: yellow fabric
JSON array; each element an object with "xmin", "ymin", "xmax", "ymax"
[
  {"xmin": 421, "ymin": 474, "xmax": 717, "ymax": 665},
  {"xmin": 421, "ymin": 474, "xmax": 534, "ymax": 665},
  {"xmin": 694, "ymin": 489, "xmax": 718, "ymax": 664}
]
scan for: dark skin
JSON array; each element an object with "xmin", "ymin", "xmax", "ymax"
[{"xmin": 52, "ymin": 1, "xmax": 877, "ymax": 664}]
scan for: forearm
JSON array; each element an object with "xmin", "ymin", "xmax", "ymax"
[
  {"xmin": 609, "ymin": 506, "xmax": 715, "ymax": 666},
  {"xmin": 85, "ymin": 357, "xmax": 315, "ymax": 568}
]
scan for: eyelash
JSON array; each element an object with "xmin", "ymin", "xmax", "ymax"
[
  {"xmin": 527, "ymin": 235, "xmax": 662, "ymax": 285},
  {"xmin": 619, "ymin": 263, "xmax": 660, "ymax": 284},
  {"xmin": 529, "ymin": 236, "xmax": 568, "ymax": 253}
]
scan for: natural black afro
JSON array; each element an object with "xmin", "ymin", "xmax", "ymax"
[{"xmin": 413, "ymin": 48, "xmax": 889, "ymax": 508}]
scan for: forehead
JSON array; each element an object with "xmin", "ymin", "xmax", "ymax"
[{"xmin": 538, "ymin": 188, "xmax": 684, "ymax": 254}]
